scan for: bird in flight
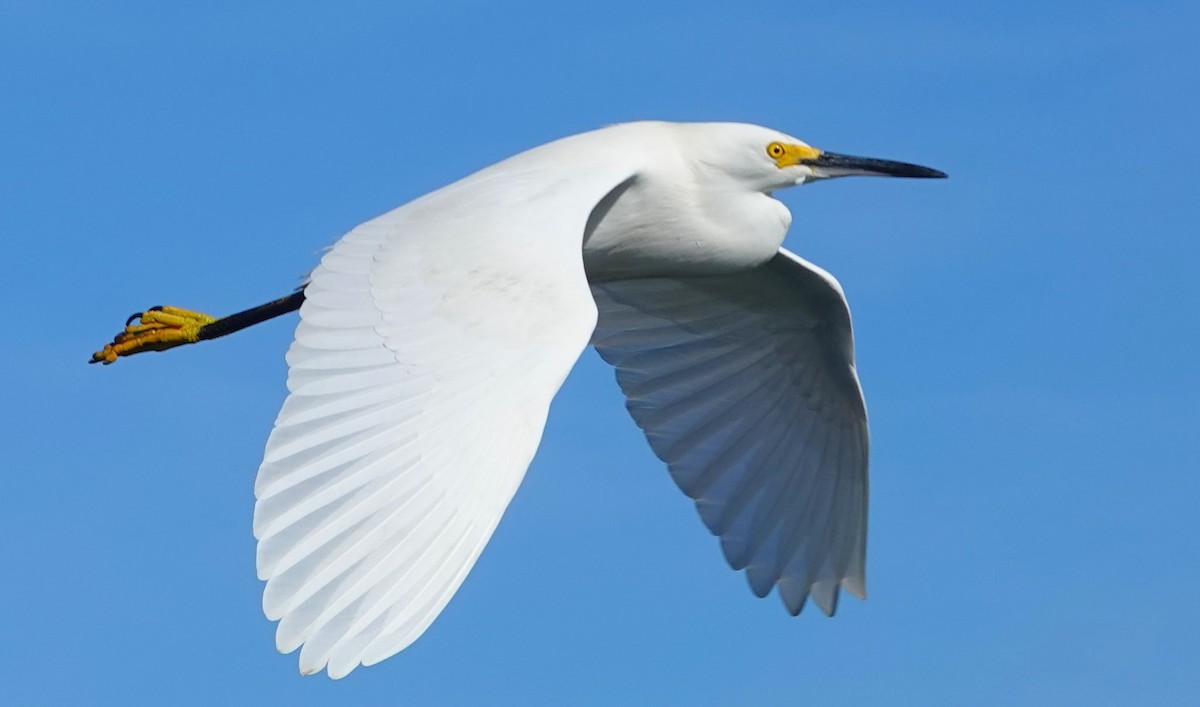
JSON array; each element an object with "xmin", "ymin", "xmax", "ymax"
[{"xmin": 92, "ymin": 121, "xmax": 945, "ymax": 678}]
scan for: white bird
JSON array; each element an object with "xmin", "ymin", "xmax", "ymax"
[{"xmin": 92, "ymin": 121, "xmax": 945, "ymax": 678}]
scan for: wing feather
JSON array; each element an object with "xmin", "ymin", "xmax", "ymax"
[
  {"xmin": 255, "ymin": 147, "xmax": 638, "ymax": 677},
  {"xmin": 591, "ymin": 248, "xmax": 870, "ymax": 616}
]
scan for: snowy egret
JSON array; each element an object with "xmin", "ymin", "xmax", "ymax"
[{"xmin": 92, "ymin": 121, "xmax": 945, "ymax": 678}]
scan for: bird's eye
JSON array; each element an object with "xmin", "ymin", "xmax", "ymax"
[{"xmin": 767, "ymin": 142, "xmax": 786, "ymax": 159}]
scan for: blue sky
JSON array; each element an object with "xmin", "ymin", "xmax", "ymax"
[{"xmin": 2, "ymin": 1, "xmax": 1198, "ymax": 704}]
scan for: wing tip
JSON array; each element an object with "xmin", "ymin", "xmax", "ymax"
[
  {"xmin": 296, "ymin": 660, "xmax": 356, "ymax": 680},
  {"xmin": 842, "ymin": 574, "xmax": 867, "ymax": 601},
  {"xmin": 773, "ymin": 573, "xmax": 867, "ymax": 616}
]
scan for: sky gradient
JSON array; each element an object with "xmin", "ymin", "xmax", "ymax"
[{"xmin": 2, "ymin": 1, "xmax": 1198, "ymax": 704}]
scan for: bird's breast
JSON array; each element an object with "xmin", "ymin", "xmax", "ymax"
[{"xmin": 581, "ymin": 176, "xmax": 790, "ymax": 282}]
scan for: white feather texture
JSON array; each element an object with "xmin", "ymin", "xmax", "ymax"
[
  {"xmin": 254, "ymin": 132, "xmax": 640, "ymax": 678},
  {"xmin": 591, "ymin": 249, "xmax": 869, "ymax": 615}
]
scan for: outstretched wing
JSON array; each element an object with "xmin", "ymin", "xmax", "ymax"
[
  {"xmin": 591, "ymin": 249, "xmax": 869, "ymax": 616},
  {"xmin": 253, "ymin": 153, "xmax": 637, "ymax": 678}
]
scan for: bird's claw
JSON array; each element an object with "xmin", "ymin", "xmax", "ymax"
[
  {"xmin": 90, "ymin": 306, "xmax": 218, "ymax": 365},
  {"xmin": 124, "ymin": 306, "xmax": 165, "ymax": 327}
]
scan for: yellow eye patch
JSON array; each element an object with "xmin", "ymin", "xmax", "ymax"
[{"xmin": 766, "ymin": 141, "xmax": 822, "ymax": 168}]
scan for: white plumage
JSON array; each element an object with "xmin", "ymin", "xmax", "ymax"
[
  {"xmin": 591, "ymin": 250, "xmax": 868, "ymax": 616},
  {"xmin": 250, "ymin": 121, "xmax": 942, "ymax": 677}
]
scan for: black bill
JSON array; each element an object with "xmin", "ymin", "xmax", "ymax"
[{"xmin": 808, "ymin": 151, "xmax": 947, "ymax": 179}]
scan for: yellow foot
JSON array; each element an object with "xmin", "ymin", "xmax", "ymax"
[{"xmin": 90, "ymin": 306, "xmax": 218, "ymax": 365}]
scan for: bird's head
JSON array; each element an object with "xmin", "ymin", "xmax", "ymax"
[{"xmin": 682, "ymin": 122, "xmax": 947, "ymax": 192}]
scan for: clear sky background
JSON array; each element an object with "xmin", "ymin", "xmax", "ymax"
[{"xmin": 2, "ymin": 1, "xmax": 1198, "ymax": 705}]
